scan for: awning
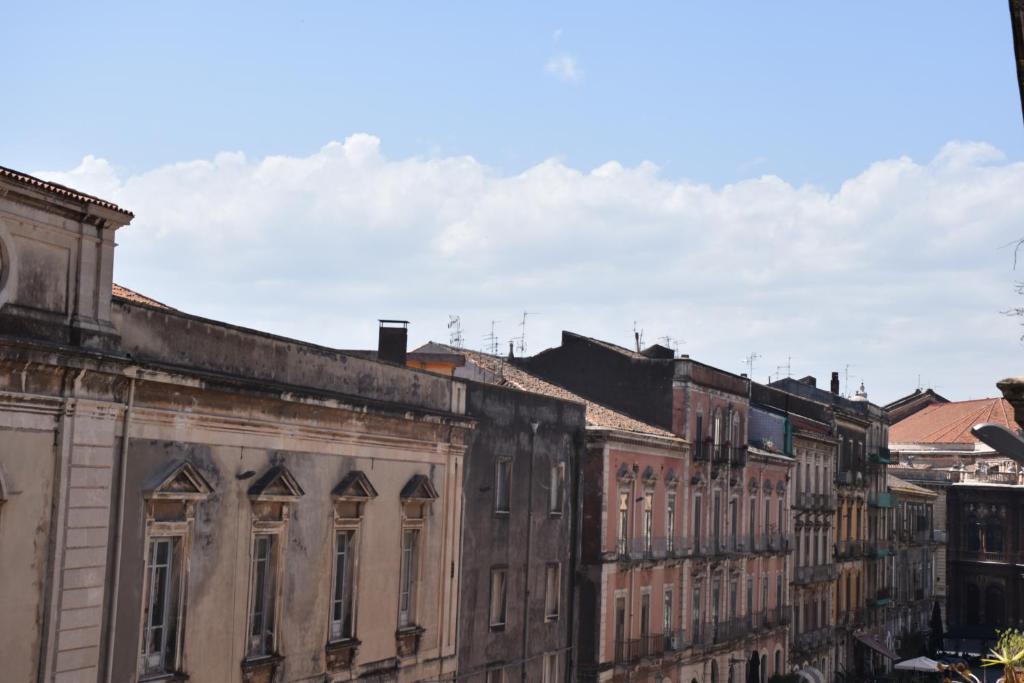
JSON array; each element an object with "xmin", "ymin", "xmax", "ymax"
[
  {"xmin": 796, "ymin": 666, "xmax": 825, "ymax": 683},
  {"xmin": 854, "ymin": 633, "xmax": 898, "ymax": 660},
  {"xmin": 895, "ymin": 656, "xmax": 940, "ymax": 673}
]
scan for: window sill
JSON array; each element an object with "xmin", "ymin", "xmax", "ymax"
[
  {"xmin": 489, "ymin": 623, "xmax": 506, "ymax": 632},
  {"xmin": 240, "ymin": 653, "xmax": 283, "ymax": 683},
  {"xmin": 493, "ymin": 510, "xmax": 510, "ymax": 517},
  {"xmin": 325, "ymin": 638, "xmax": 360, "ymax": 671},
  {"xmin": 545, "ymin": 615, "xmax": 559, "ymax": 623},
  {"xmin": 548, "ymin": 512, "xmax": 563, "ymax": 519}
]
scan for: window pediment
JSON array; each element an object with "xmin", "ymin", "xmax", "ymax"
[
  {"xmin": 665, "ymin": 469, "xmax": 679, "ymax": 487},
  {"xmin": 400, "ymin": 474, "xmax": 439, "ymax": 502},
  {"xmin": 616, "ymin": 463, "xmax": 635, "ymax": 483},
  {"xmin": 248, "ymin": 465, "xmax": 304, "ymax": 502},
  {"xmin": 146, "ymin": 461, "xmax": 213, "ymax": 501},
  {"xmin": 332, "ymin": 470, "xmax": 378, "ymax": 501},
  {"xmin": 641, "ymin": 466, "xmax": 657, "ymax": 484}
]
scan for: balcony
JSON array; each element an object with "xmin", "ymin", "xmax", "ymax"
[
  {"xmin": 794, "ymin": 564, "xmax": 838, "ymax": 585},
  {"xmin": 731, "ymin": 445, "xmax": 748, "ymax": 468},
  {"xmin": 869, "ymin": 447, "xmax": 894, "ymax": 465},
  {"xmin": 712, "ymin": 618, "xmax": 748, "ymax": 644},
  {"xmin": 868, "ymin": 492, "xmax": 895, "ymax": 508},
  {"xmin": 930, "ymin": 529, "xmax": 947, "ymax": 543},
  {"xmin": 871, "ymin": 540, "xmax": 893, "ymax": 558},
  {"xmin": 767, "ymin": 533, "xmax": 791, "ymax": 553},
  {"xmin": 795, "ymin": 627, "xmax": 833, "ymax": 652},
  {"xmin": 835, "ymin": 539, "xmax": 865, "ymax": 559}
]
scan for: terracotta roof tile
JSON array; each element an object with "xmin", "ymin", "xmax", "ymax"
[
  {"xmin": 890, "ymin": 397, "xmax": 1017, "ymax": 445},
  {"xmin": 0, "ymin": 165, "xmax": 133, "ymax": 216},
  {"xmin": 112, "ymin": 283, "xmax": 173, "ymax": 310},
  {"xmin": 443, "ymin": 345, "xmax": 677, "ymax": 439}
]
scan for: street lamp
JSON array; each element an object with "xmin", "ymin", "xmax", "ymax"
[{"xmin": 970, "ymin": 423, "xmax": 1024, "ymax": 462}]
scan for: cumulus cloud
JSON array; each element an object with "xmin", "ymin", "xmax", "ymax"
[
  {"xmin": 36, "ymin": 136, "xmax": 1024, "ymax": 401},
  {"xmin": 545, "ymin": 55, "xmax": 582, "ymax": 83}
]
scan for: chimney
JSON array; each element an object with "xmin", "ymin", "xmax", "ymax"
[
  {"xmin": 830, "ymin": 371, "xmax": 840, "ymax": 395},
  {"xmin": 378, "ymin": 320, "xmax": 409, "ymax": 365}
]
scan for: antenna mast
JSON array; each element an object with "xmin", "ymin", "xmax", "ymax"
[
  {"xmin": 633, "ymin": 321, "xmax": 644, "ymax": 353},
  {"xmin": 512, "ymin": 311, "xmax": 537, "ymax": 356},
  {"xmin": 843, "ymin": 364, "xmax": 854, "ymax": 397},
  {"xmin": 744, "ymin": 352, "xmax": 761, "ymax": 377},
  {"xmin": 484, "ymin": 320, "xmax": 501, "ymax": 355},
  {"xmin": 774, "ymin": 356, "xmax": 791, "ymax": 380},
  {"xmin": 447, "ymin": 315, "xmax": 464, "ymax": 349}
]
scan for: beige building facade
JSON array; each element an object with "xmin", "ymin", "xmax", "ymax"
[{"xmin": 0, "ymin": 168, "xmax": 472, "ymax": 682}]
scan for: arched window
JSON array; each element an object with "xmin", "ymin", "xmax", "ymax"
[
  {"xmin": 713, "ymin": 410, "xmax": 723, "ymax": 446},
  {"xmin": 711, "ymin": 658, "xmax": 719, "ymax": 683},
  {"xmin": 774, "ymin": 650, "xmax": 782, "ymax": 675},
  {"xmin": 984, "ymin": 520, "xmax": 1004, "ymax": 554}
]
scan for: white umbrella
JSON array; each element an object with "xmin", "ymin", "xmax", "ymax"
[{"xmin": 895, "ymin": 656, "xmax": 941, "ymax": 673}]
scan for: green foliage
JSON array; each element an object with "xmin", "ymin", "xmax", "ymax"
[{"xmin": 940, "ymin": 629, "xmax": 1024, "ymax": 683}]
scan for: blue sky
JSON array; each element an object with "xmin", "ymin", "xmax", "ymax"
[{"xmin": 4, "ymin": 2, "xmax": 1024, "ymax": 403}]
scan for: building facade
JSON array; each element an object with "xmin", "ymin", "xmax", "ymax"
[
  {"xmin": 520, "ymin": 333, "xmax": 793, "ymax": 683},
  {"xmin": 887, "ymin": 475, "xmax": 939, "ymax": 657},
  {"xmin": 0, "ymin": 168, "xmax": 480, "ymax": 683}
]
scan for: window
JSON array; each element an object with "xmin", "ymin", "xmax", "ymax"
[
  {"xmin": 692, "ymin": 585, "xmax": 702, "ymax": 639},
  {"xmin": 330, "ymin": 531, "xmax": 355, "ymax": 640},
  {"xmin": 545, "ymin": 563, "xmax": 560, "ymax": 621},
  {"xmin": 488, "ymin": 668, "xmax": 506, "ymax": 683},
  {"xmin": 490, "ymin": 567, "xmax": 508, "ymax": 628},
  {"xmin": 618, "ymin": 489, "xmax": 630, "ymax": 556},
  {"xmin": 695, "ymin": 414, "xmax": 704, "ymax": 452},
  {"xmin": 615, "ymin": 595, "xmax": 627, "ymax": 658},
  {"xmin": 663, "ymin": 586, "xmax": 673, "ymax": 645},
  {"xmin": 543, "ymin": 653, "xmax": 559, "ymax": 683},
  {"xmin": 713, "ymin": 492, "xmax": 722, "ymax": 550},
  {"xmin": 640, "ymin": 592, "xmax": 651, "ymax": 640},
  {"xmin": 140, "ymin": 536, "xmax": 183, "ymax": 676},
  {"xmin": 666, "ymin": 490, "xmax": 677, "ymax": 553},
  {"xmin": 643, "ymin": 490, "xmax": 654, "ymax": 554},
  {"xmin": 729, "ymin": 498, "xmax": 738, "ymax": 545},
  {"xmin": 749, "ymin": 503, "xmax": 756, "ymax": 548},
  {"xmin": 776, "ymin": 498, "xmax": 783, "ymax": 536},
  {"xmin": 249, "ymin": 534, "xmax": 278, "ymax": 657},
  {"xmin": 729, "ymin": 578, "xmax": 738, "ymax": 619},
  {"xmin": 399, "ymin": 529, "xmax": 420, "ymax": 627},
  {"xmin": 694, "ymin": 495, "xmax": 703, "ymax": 552},
  {"xmin": 495, "ymin": 459, "xmax": 511, "ymax": 514},
  {"xmin": 549, "ymin": 462, "xmax": 565, "ymax": 515}
]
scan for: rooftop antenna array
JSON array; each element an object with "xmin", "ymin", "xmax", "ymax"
[
  {"xmin": 484, "ymin": 320, "xmax": 501, "ymax": 356},
  {"xmin": 775, "ymin": 356, "xmax": 792, "ymax": 380},
  {"xmin": 447, "ymin": 315, "xmax": 464, "ymax": 349},
  {"xmin": 743, "ymin": 352, "xmax": 761, "ymax": 378},
  {"xmin": 843, "ymin": 364, "xmax": 854, "ymax": 398},
  {"xmin": 511, "ymin": 311, "xmax": 537, "ymax": 356},
  {"xmin": 658, "ymin": 336, "xmax": 683, "ymax": 356}
]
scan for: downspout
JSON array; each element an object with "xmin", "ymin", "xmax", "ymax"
[
  {"xmin": 520, "ymin": 420, "xmax": 540, "ymax": 683},
  {"xmin": 104, "ymin": 373, "xmax": 135, "ymax": 683}
]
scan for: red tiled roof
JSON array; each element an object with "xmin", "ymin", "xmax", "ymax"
[
  {"xmin": 890, "ymin": 397, "xmax": 1017, "ymax": 445},
  {"xmin": 112, "ymin": 283, "xmax": 173, "ymax": 310},
  {"xmin": 444, "ymin": 345, "xmax": 678, "ymax": 439},
  {"xmin": 0, "ymin": 165, "xmax": 133, "ymax": 216}
]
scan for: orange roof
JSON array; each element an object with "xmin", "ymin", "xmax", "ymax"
[
  {"xmin": 890, "ymin": 397, "xmax": 1017, "ymax": 445},
  {"xmin": 112, "ymin": 283, "xmax": 173, "ymax": 310}
]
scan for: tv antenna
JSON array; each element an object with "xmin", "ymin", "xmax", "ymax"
[
  {"xmin": 658, "ymin": 336, "xmax": 683, "ymax": 355},
  {"xmin": 843, "ymin": 364, "xmax": 854, "ymax": 397},
  {"xmin": 633, "ymin": 321, "xmax": 645, "ymax": 352},
  {"xmin": 743, "ymin": 352, "xmax": 761, "ymax": 377},
  {"xmin": 483, "ymin": 320, "xmax": 501, "ymax": 355},
  {"xmin": 447, "ymin": 315, "xmax": 464, "ymax": 349},
  {"xmin": 775, "ymin": 356, "xmax": 792, "ymax": 380},
  {"xmin": 511, "ymin": 311, "xmax": 537, "ymax": 356}
]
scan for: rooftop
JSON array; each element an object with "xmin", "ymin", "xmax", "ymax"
[
  {"xmin": 0, "ymin": 165, "xmax": 133, "ymax": 217},
  {"xmin": 112, "ymin": 283, "xmax": 173, "ymax": 310},
  {"xmin": 890, "ymin": 397, "xmax": 1016, "ymax": 445},
  {"xmin": 887, "ymin": 473, "xmax": 937, "ymax": 498}
]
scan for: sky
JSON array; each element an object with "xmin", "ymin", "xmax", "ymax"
[{"xmin": 3, "ymin": 2, "xmax": 1024, "ymax": 404}]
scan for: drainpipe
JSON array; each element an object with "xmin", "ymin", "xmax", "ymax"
[
  {"xmin": 104, "ymin": 372, "xmax": 135, "ymax": 683},
  {"xmin": 520, "ymin": 420, "xmax": 540, "ymax": 683}
]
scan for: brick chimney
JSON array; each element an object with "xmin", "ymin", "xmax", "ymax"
[
  {"xmin": 830, "ymin": 371, "xmax": 840, "ymax": 395},
  {"xmin": 377, "ymin": 320, "xmax": 408, "ymax": 365}
]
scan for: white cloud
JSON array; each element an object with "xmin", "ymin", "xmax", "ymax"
[
  {"xmin": 545, "ymin": 55, "xmax": 582, "ymax": 83},
  {"xmin": 36, "ymin": 137, "xmax": 1024, "ymax": 402}
]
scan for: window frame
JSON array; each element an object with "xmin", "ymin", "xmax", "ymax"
[
  {"xmin": 398, "ymin": 527, "xmax": 421, "ymax": 628},
  {"xmin": 544, "ymin": 562, "xmax": 561, "ymax": 622},
  {"xmin": 247, "ymin": 531, "xmax": 282, "ymax": 659},
  {"xmin": 494, "ymin": 458, "xmax": 512, "ymax": 515},
  {"xmin": 549, "ymin": 461, "xmax": 565, "ymax": 517},
  {"xmin": 489, "ymin": 566, "xmax": 509, "ymax": 629}
]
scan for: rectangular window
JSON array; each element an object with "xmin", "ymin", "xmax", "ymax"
[
  {"xmin": 640, "ymin": 592, "xmax": 651, "ymax": 638},
  {"xmin": 543, "ymin": 653, "xmax": 559, "ymax": 683},
  {"xmin": 549, "ymin": 462, "xmax": 565, "ymax": 515},
  {"xmin": 749, "ymin": 503, "xmax": 756, "ymax": 548},
  {"xmin": 490, "ymin": 567, "xmax": 508, "ymax": 628},
  {"xmin": 615, "ymin": 595, "xmax": 626, "ymax": 657},
  {"xmin": 729, "ymin": 498, "xmax": 738, "ymax": 545},
  {"xmin": 729, "ymin": 578, "xmax": 738, "ymax": 619},
  {"xmin": 693, "ymin": 496, "xmax": 702, "ymax": 551},
  {"xmin": 692, "ymin": 585, "xmax": 702, "ymax": 639},
  {"xmin": 487, "ymin": 668, "xmax": 506, "ymax": 683},
  {"xmin": 140, "ymin": 536, "xmax": 182, "ymax": 675},
  {"xmin": 666, "ymin": 490, "xmax": 676, "ymax": 553},
  {"xmin": 495, "ymin": 459, "xmax": 511, "ymax": 514},
  {"xmin": 643, "ymin": 490, "xmax": 654, "ymax": 554},
  {"xmin": 545, "ymin": 563, "xmax": 560, "ymax": 621},
  {"xmin": 330, "ymin": 531, "xmax": 355, "ymax": 641},
  {"xmin": 618, "ymin": 490, "xmax": 629, "ymax": 555},
  {"xmin": 663, "ymin": 586, "xmax": 673, "ymax": 643},
  {"xmin": 713, "ymin": 493, "xmax": 721, "ymax": 550},
  {"xmin": 399, "ymin": 528, "xmax": 420, "ymax": 627},
  {"xmin": 248, "ymin": 534, "xmax": 278, "ymax": 657}
]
